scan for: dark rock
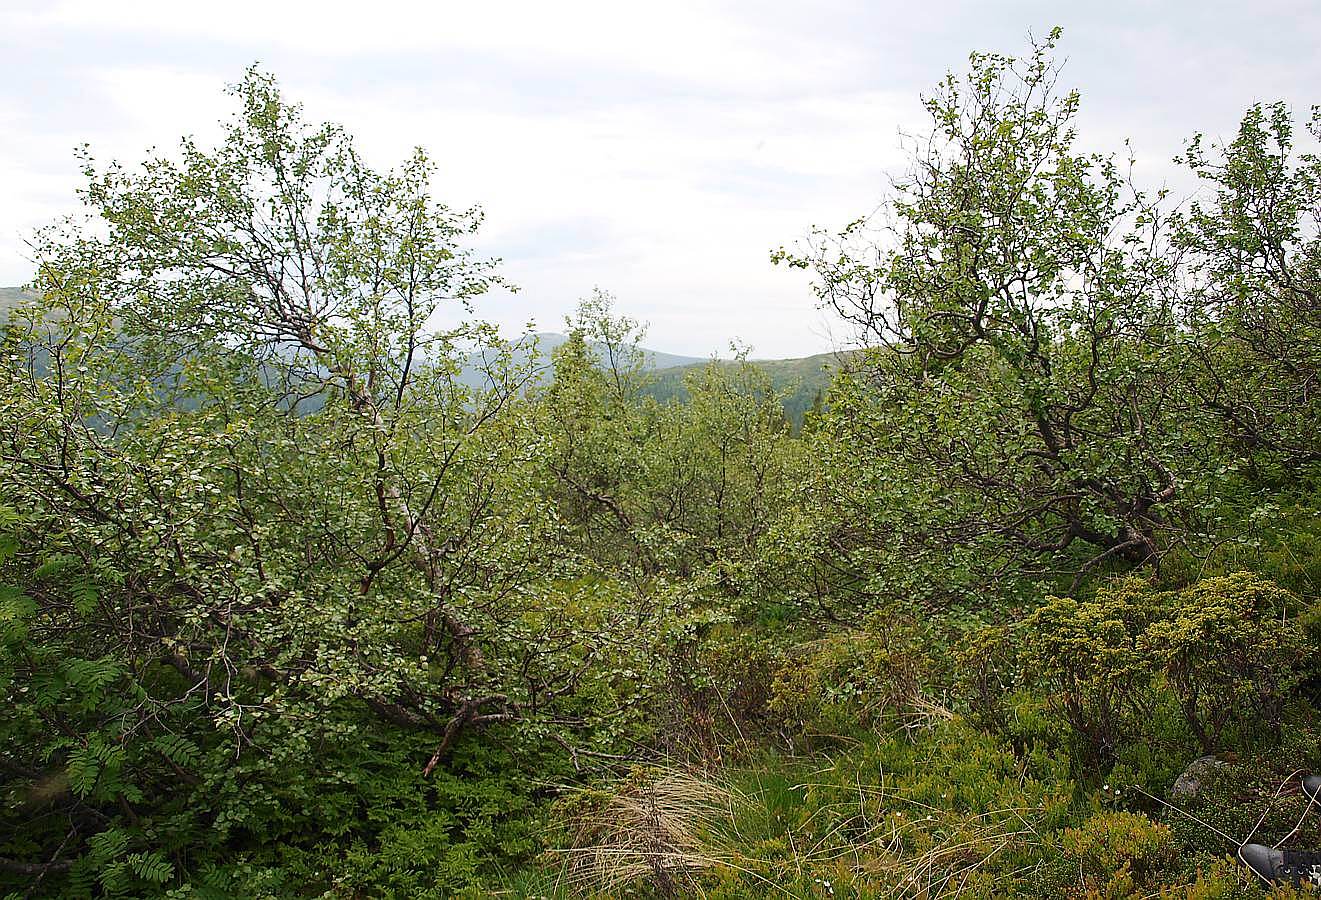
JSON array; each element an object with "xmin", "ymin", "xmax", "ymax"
[{"xmin": 1171, "ymin": 754, "xmax": 1229, "ymax": 801}]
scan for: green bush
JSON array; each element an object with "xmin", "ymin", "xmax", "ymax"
[
  {"xmin": 1024, "ymin": 580, "xmax": 1163, "ymax": 769},
  {"xmin": 953, "ymin": 623, "xmax": 1025, "ymax": 735},
  {"xmin": 1025, "ymin": 574, "xmax": 1313, "ymax": 768},
  {"xmin": 1056, "ymin": 811, "xmax": 1178, "ymax": 892},
  {"xmin": 767, "ymin": 615, "xmax": 948, "ymax": 745},
  {"xmin": 1144, "ymin": 573, "xmax": 1310, "ymax": 750}
]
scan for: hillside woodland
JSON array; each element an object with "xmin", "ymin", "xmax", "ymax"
[{"xmin": 4, "ymin": 32, "xmax": 1321, "ymax": 897}]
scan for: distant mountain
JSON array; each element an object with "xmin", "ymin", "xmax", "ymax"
[
  {"xmin": 643, "ymin": 351, "xmax": 847, "ymax": 429},
  {"xmin": 464, "ymin": 335, "xmax": 713, "ymax": 380},
  {"xmin": 0, "ymin": 286, "xmax": 31, "ymax": 320},
  {"xmin": 460, "ymin": 334, "xmax": 844, "ymax": 426},
  {"xmin": 458, "ymin": 332, "xmax": 708, "ymax": 388},
  {"xmin": 518, "ymin": 332, "xmax": 708, "ymax": 371},
  {"xmin": 2, "ymin": 287, "xmax": 841, "ymax": 424},
  {"xmin": 0, "ymin": 293, "xmax": 704, "ymax": 376}
]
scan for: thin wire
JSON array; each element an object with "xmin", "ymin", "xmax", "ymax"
[
  {"xmin": 1131, "ymin": 774, "xmax": 1320, "ymax": 890},
  {"xmin": 1273, "ymin": 783, "xmax": 1319, "ymax": 850},
  {"xmin": 1127, "ymin": 784, "xmax": 1241, "ymax": 847},
  {"xmin": 1244, "ymin": 769, "xmax": 1303, "ymax": 847}
]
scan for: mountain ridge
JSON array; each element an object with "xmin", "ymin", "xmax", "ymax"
[{"xmin": 2, "ymin": 288, "xmax": 840, "ymax": 423}]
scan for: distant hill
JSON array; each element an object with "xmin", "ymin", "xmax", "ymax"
[
  {"xmin": 2, "ymin": 287, "xmax": 842, "ymax": 423},
  {"xmin": 0, "ymin": 286, "xmax": 31, "ymax": 320},
  {"xmin": 515, "ymin": 332, "xmax": 708, "ymax": 371},
  {"xmin": 458, "ymin": 331, "xmax": 707, "ymax": 388},
  {"xmin": 643, "ymin": 351, "xmax": 846, "ymax": 428},
  {"xmin": 462, "ymin": 333, "xmax": 845, "ymax": 427}
]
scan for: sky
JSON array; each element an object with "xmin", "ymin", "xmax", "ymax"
[{"xmin": 2, "ymin": 1, "xmax": 1320, "ymax": 358}]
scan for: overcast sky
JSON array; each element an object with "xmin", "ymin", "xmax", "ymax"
[{"xmin": 3, "ymin": 1, "xmax": 1319, "ymax": 357}]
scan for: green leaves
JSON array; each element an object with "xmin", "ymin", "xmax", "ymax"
[
  {"xmin": 67, "ymin": 734, "xmax": 126, "ymax": 799},
  {"xmin": 770, "ymin": 33, "xmax": 1319, "ymax": 599},
  {"xmin": 82, "ymin": 830, "xmax": 175, "ymax": 896},
  {"xmin": 151, "ymin": 733, "xmax": 201, "ymax": 770},
  {"xmin": 0, "ymin": 66, "xmax": 677, "ymax": 896},
  {"xmin": 126, "ymin": 852, "xmax": 175, "ymax": 886},
  {"xmin": 1024, "ymin": 573, "xmax": 1312, "ymax": 761},
  {"xmin": 1, "ymin": 35, "xmax": 1318, "ymax": 899},
  {"xmin": 63, "ymin": 656, "xmax": 123, "ymax": 702},
  {"xmin": 0, "ymin": 583, "xmax": 36, "ymax": 642}
]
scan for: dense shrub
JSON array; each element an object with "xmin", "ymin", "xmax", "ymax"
[
  {"xmin": 1025, "ymin": 574, "xmax": 1313, "ymax": 768},
  {"xmin": 953, "ymin": 623, "xmax": 1026, "ymax": 735},
  {"xmin": 7, "ymin": 31, "xmax": 1321, "ymax": 900},
  {"xmin": 1024, "ymin": 580, "xmax": 1163, "ymax": 768},
  {"xmin": 1145, "ymin": 573, "xmax": 1310, "ymax": 750},
  {"xmin": 766, "ymin": 615, "xmax": 949, "ymax": 745},
  {"xmin": 1054, "ymin": 811, "xmax": 1179, "ymax": 893},
  {"xmin": 662, "ymin": 622, "xmax": 787, "ymax": 759}
]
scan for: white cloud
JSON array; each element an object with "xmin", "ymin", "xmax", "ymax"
[
  {"xmin": 2, "ymin": 1, "xmax": 1319, "ymax": 356},
  {"xmin": 6, "ymin": 0, "xmax": 859, "ymax": 95}
]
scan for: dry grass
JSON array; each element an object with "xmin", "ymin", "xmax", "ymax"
[
  {"xmin": 547, "ymin": 767, "xmax": 749, "ymax": 897},
  {"xmin": 546, "ymin": 762, "xmax": 1047, "ymax": 899},
  {"xmin": 781, "ymin": 776, "xmax": 1044, "ymax": 899}
]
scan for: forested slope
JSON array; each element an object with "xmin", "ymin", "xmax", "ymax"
[{"xmin": 643, "ymin": 351, "xmax": 841, "ymax": 429}]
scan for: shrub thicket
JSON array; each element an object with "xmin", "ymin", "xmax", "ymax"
[{"xmin": 5, "ymin": 32, "xmax": 1321, "ymax": 900}]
